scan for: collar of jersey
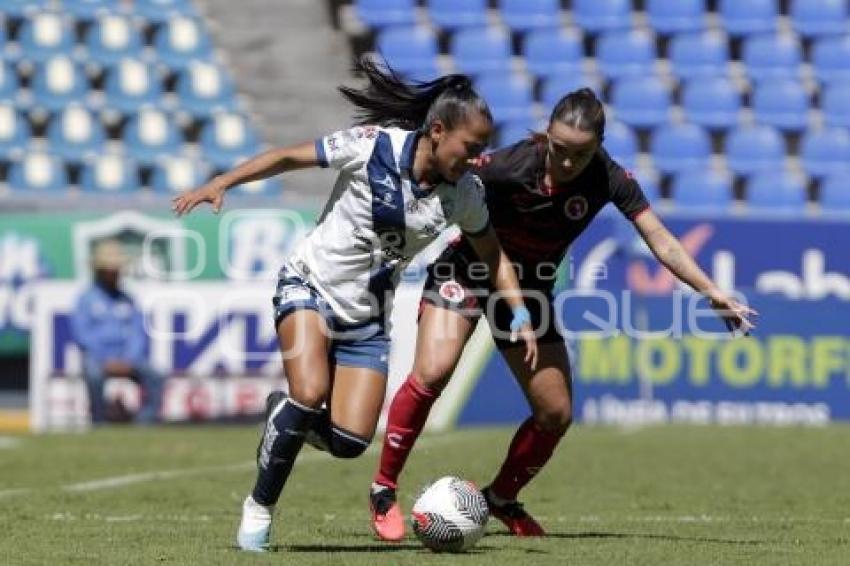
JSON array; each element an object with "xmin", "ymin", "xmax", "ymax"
[{"xmin": 400, "ymin": 131, "xmax": 434, "ymax": 199}]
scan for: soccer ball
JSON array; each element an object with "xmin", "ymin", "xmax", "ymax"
[{"xmin": 410, "ymin": 476, "xmax": 489, "ymax": 552}]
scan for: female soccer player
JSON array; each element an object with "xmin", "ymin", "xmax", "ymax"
[
  {"xmin": 368, "ymin": 88, "xmax": 757, "ymax": 540},
  {"xmin": 172, "ymin": 60, "xmax": 537, "ymax": 552}
]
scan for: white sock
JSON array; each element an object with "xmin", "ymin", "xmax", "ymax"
[{"xmin": 371, "ymin": 482, "xmax": 391, "ymax": 495}]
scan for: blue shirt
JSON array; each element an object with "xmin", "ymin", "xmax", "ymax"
[{"xmin": 70, "ymin": 283, "xmax": 147, "ymax": 365}]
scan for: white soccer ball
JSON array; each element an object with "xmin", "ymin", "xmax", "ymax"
[{"xmin": 410, "ymin": 476, "xmax": 489, "ymax": 552}]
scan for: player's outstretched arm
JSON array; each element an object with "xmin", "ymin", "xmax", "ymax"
[
  {"xmin": 633, "ymin": 209, "xmax": 758, "ymax": 335},
  {"xmin": 171, "ymin": 141, "xmax": 319, "ymax": 216}
]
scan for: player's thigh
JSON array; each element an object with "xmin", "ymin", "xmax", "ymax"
[
  {"xmin": 276, "ymin": 309, "xmax": 332, "ymax": 408},
  {"xmin": 412, "ymin": 302, "xmax": 476, "ymax": 391},
  {"xmin": 328, "ymin": 365, "xmax": 387, "ymax": 439},
  {"xmin": 500, "ymin": 341, "xmax": 573, "ymax": 432}
]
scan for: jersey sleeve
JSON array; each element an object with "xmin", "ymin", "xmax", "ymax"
[
  {"xmin": 314, "ymin": 126, "xmax": 378, "ymax": 172},
  {"xmin": 607, "ymin": 158, "xmax": 651, "ymax": 221},
  {"xmin": 457, "ymin": 174, "xmax": 491, "ymax": 237}
]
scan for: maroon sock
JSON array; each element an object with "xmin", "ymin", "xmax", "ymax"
[
  {"xmin": 374, "ymin": 375, "xmax": 439, "ymax": 490},
  {"xmin": 489, "ymin": 417, "xmax": 564, "ymax": 501}
]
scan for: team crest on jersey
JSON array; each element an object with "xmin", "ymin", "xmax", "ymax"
[
  {"xmin": 564, "ymin": 195, "xmax": 589, "ymax": 220},
  {"xmin": 439, "ymin": 280, "xmax": 466, "ymax": 304}
]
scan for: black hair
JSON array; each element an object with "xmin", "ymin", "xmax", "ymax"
[
  {"xmin": 549, "ymin": 88, "xmax": 606, "ymax": 141},
  {"xmin": 338, "ymin": 57, "xmax": 493, "ymax": 133}
]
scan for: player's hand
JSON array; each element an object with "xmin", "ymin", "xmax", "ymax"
[
  {"xmin": 171, "ymin": 180, "xmax": 226, "ymax": 217},
  {"xmin": 509, "ymin": 306, "xmax": 538, "ymax": 370},
  {"xmin": 708, "ymin": 292, "xmax": 758, "ymax": 336}
]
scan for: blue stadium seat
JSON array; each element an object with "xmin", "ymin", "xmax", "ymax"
[
  {"xmin": 523, "ymin": 28, "xmax": 583, "ymax": 79},
  {"xmin": 634, "ymin": 167, "xmax": 661, "ymax": 203},
  {"xmin": 668, "ymin": 30, "xmax": 729, "ymax": 80},
  {"xmin": 725, "ymin": 124, "xmax": 785, "ymax": 177},
  {"xmin": 475, "ymin": 72, "xmax": 535, "ymax": 124},
  {"xmin": 650, "ymin": 122, "xmax": 711, "ymax": 175},
  {"xmin": 747, "ymin": 171, "xmax": 807, "ymax": 210},
  {"xmin": 16, "ymin": 11, "xmax": 75, "ymax": 65},
  {"xmin": 604, "ymin": 121, "xmax": 638, "ymax": 170},
  {"xmin": 742, "ymin": 33, "xmax": 802, "ymax": 83},
  {"xmin": 451, "ymin": 26, "xmax": 513, "ymax": 76},
  {"xmin": 646, "ymin": 0, "xmax": 706, "ymax": 35},
  {"xmin": 595, "ymin": 29, "xmax": 656, "ymax": 81},
  {"xmin": 7, "ymin": 152, "xmax": 69, "ymax": 192},
  {"xmin": 800, "ymin": 127, "xmax": 850, "ymax": 178},
  {"xmin": 123, "ymin": 108, "xmax": 183, "ymax": 165},
  {"xmin": 572, "ymin": 0, "xmax": 632, "ymax": 34},
  {"xmin": 1, "ymin": 1, "xmax": 51, "ymax": 21},
  {"xmin": 231, "ymin": 176, "xmax": 281, "ymax": 195},
  {"xmin": 540, "ymin": 74, "xmax": 603, "ymax": 110},
  {"xmin": 672, "ymin": 169, "xmax": 733, "ymax": 209},
  {"xmin": 681, "ymin": 76, "xmax": 741, "ymax": 131},
  {"xmin": 355, "ymin": 0, "xmax": 416, "ymax": 29},
  {"xmin": 790, "ymin": 0, "xmax": 848, "ymax": 38},
  {"xmin": 150, "ymin": 155, "xmax": 209, "ymax": 193},
  {"xmin": 819, "ymin": 175, "xmax": 850, "ymax": 210},
  {"xmin": 823, "ymin": 83, "xmax": 850, "ymax": 128},
  {"xmin": 84, "ymin": 14, "xmax": 144, "ymax": 69},
  {"xmin": 0, "ymin": 61, "xmax": 22, "ymax": 103},
  {"xmin": 199, "ymin": 112, "xmax": 262, "ymax": 170},
  {"xmin": 812, "ymin": 35, "xmax": 850, "ymax": 86},
  {"xmin": 46, "ymin": 104, "xmax": 107, "ymax": 162},
  {"xmin": 152, "ymin": 16, "xmax": 213, "ymax": 71},
  {"xmin": 128, "ymin": 0, "xmax": 199, "ymax": 25},
  {"xmin": 61, "ymin": 0, "xmax": 118, "ymax": 21},
  {"xmin": 31, "ymin": 56, "xmax": 90, "ymax": 114},
  {"xmin": 611, "ymin": 76, "xmax": 671, "ymax": 130},
  {"xmin": 175, "ymin": 61, "xmax": 238, "ymax": 119},
  {"xmin": 79, "ymin": 154, "xmax": 139, "ymax": 193},
  {"xmin": 376, "ymin": 26, "xmax": 440, "ymax": 81},
  {"xmin": 752, "ymin": 79, "xmax": 809, "ymax": 132},
  {"xmin": 427, "ymin": 0, "xmax": 488, "ymax": 31},
  {"xmin": 0, "ymin": 102, "xmax": 31, "ymax": 159},
  {"xmin": 103, "ymin": 58, "xmax": 165, "ymax": 116},
  {"xmin": 499, "ymin": 0, "xmax": 561, "ymax": 33},
  {"xmin": 499, "ymin": 117, "xmax": 540, "ymax": 146},
  {"xmin": 718, "ymin": 0, "xmax": 777, "ymax": 37}
]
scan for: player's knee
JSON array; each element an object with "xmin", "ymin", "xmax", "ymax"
[
  {"xmin": 534, "ymin": 405, "xmax": 573, "ymax": 436},
  {"xmin": 328, "ymin": 426, "xmax": 371, "ymax": 459},
  {"xmin": 289, "ymin": 386, "xmax": 326, "ymax": 409},
  {"xmin": 412, "ymin": 363, "xmax": 452, "ymax": 392}
]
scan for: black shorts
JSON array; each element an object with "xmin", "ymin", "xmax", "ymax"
[{"xmin": 419, "ymin": 244, "xmax": 564, "ymax": 351}]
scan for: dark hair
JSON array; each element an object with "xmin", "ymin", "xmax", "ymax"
[
  {"xmin": 549, "ymin": 88, "xmax": 606, "ymax": 141},
  {"xmin": 338, "ymin": 57, "xmax": 493, "ymax": 132}
]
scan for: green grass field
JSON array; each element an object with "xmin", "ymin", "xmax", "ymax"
[{"xmin": 2, "ymin": 424, "xmax": 849, "ymax": 565}]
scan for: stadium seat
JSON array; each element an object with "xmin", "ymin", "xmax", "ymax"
[
  {"xmin": 650, "ymin": 122, "xmax": 712, "ymax": 175},
  {"xmin": 123, "ymin": 108, "xmax": 183, "ymax": 165},
  {"xmin": 61, "ymin": 0, "xmax": 117, "ymax": 21},
  {"xmin": 376, "ymin": 26, "xmax": 440, "ymax": 81},
  {"xmin": 427, "ymin": 0, "xmax": 488, "ymax": 31},
  {"xmin": 175, "ymin": 61, "xmax": 238, "ymax": 119},
  {"xmin": 150, "ymin": 155, "xmax": 209, "ymax": 193},
  {"xmin": 718, "ymin": 0, "xmax": 777, "ymax": 37},
  {"xmin": 7, "ymin": 152, "xmax": 69, "ymax": 192},
  {"xmin": 822, "ymin": 83, "xmax": 850, "ymax": 128},
  {"xmin": 523, "ymin": 27, "xmax": 583, "ymax": 80},
  {"xmin": 812, "ymin": 35, "xmax": 850, "ymax": 86},
  {"xmin": 450, "ymin": 26, "xmax": 513, "ymax": 76},
  {"xmin": 572, "ymin": 0, "xmax": 632, "ymax": 34},
  {"xmin": 231, "ymin": 176, "xmax": 281, "ymax": 195},
  {"xmin": 46, "ymin": 104, "xmax": 107, "ymax": 162},
  {"xmin": 355, "ymin": 0, "xmax": 417, "ymax": 29},
  {"xmin": 128, "ymin": 0, "xmax": 199, "ymax": 25},
  {"xmin": 499, "ymin": 117, "xmax": 540, "ymax": 146},
  {"xmin": 475, "ymin": 72, "xmax": 535, "ymax": 124},
  {"xmin": 800, "ymin": 127, "xmax": 850, "ymax": 178},
  {"xmin": 790, "ymin": 0, "xmax": 848, "ymax": 37},
  {"xmin": 30, "ymin": 56, "xmax": 90, "ymax": 114},
  {"xmin": 0, "ymin": 61, "xmax": 22, "ymax": 103},
  {"xmin": 0, "ymin": 103, "xmax": 31, "ymax": 159},
  {"xmin": 103, "ymin": 57, "xmax": 165, "ymax": 116},
  {"xmin": 668, "ymin": 30, "xmax": 729, "ymax": 80},
  {"xmin": 16, "ymin": 11, "xmax": 75, "ymax": 65},
  {"xmin": 610, "ymin": 76, "xmax": 671, "ymax": 130},
  {"xmin": 751, "ymin": 79, "xmax": 810, "ymax": 133},
  {"xmin": 79, "ymin": 154, "xmax": 140, "ymax": 193},
  {"xmin": 84, "ymin": 14, "xmax": 144, "ymax": 69},
  {"xmin": 742, "ymin": 33, "xmax": 802, "ymax": 83},
  {"xmin": 725, "ymin": 124, "xmax": 786, "ymax": 177},
  {"xmin": 681, "ymin": 76, "xmax": 741, "ymax": 131},
  {"xmin": 540, "ymin": 74, "xmax": 603, "ymax": 111},
  {"xmin": 747, "ymin": 171, "xmax": 807, "ymax": 210},
  {"xmin": 499, "ymin": 0, "xmax": 561, "ymax": 33},
  {"xmin": 199, "ymin": 112, "xmax": 262, "ymax": 170},
  {"xmin": 633, "ymin": 167, "xmax": 661, "ymax": 203},
  {"xmin": 646, "ymin": 0, "xmax": 706, "ymax": 35},
  {"xmin": 604, "ymin": 121, "xmax": 638, "ymax": 170},
  {"xmin": 152, "ymin": 16, "xmax": 213, "ymax": 71},
  {"xmin": 595, "ymin": 29, "xmax": 656, "ymax": 81},
  {"xmin": 671, "ymin": 169, "xmax": 733, "ymax": 209},
  {"xmin": 819, "ymin": 175, "xmax": 850, "ymax": 210},
  {"xmin": 1, "ymin": 0, "xmax": 50, "ymax": 21}
]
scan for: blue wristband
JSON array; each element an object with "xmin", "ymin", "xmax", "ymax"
[{"xmin": 509, "ymin": 306, "xmax": 531, "ymax": 333}]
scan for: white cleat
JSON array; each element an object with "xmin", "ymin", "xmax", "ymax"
[{"xmin": 236, "ymin": 496, "xmax": 273, "ymax": 552}]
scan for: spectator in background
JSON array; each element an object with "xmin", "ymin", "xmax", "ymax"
[{"xmin": 70, "ymin": 239, "xmax": 164, "ymax": 424}]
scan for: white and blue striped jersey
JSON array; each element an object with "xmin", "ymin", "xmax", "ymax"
[{"xmin": 286, "ymin": 125, "xmax": 491, "ymax": 325}]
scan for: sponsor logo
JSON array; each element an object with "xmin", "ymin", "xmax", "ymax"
[
  {"xmin": 374, "ymin": 173, "xmax": 397, "ymax": 193},
  {"xmin": 439, "ymin": 281, "xmax": 466, "ymax": 304},
  {"xmin": 564, "ymin": 196, "xmax": 589, "ymax": 220}
]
